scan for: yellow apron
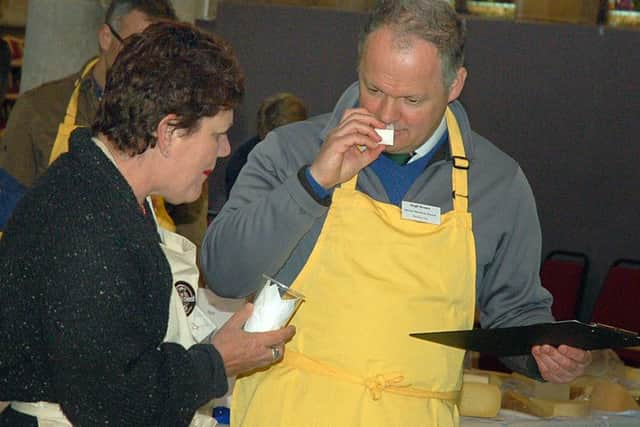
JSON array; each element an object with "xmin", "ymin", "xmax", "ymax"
[
  {"xmin": 48, "ymin": 59, "xmax": 97, "ymax": 165},
  {"xmin": 232, "ymin": 107, "xmax": 476, "ymax": 427},
  {"xmin": 47, "ymin": 58, "xmax": 175, "ymax": 232},
  {"xmin": 10, "ymin": 141, "xmax": 217, "ymax": 426}
]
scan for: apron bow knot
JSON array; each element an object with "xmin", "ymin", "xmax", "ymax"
[{"xmin": 363, "ymin": 373, "xmax": 407, "ymax": 400}]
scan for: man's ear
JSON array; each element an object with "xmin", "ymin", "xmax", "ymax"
[
  {"xmin": 447, "ymin": 67, "xmax": 467, "ymax": 103},
  {"xmin": 156, "ymin": 114, "xmax": 179, "ymax": 158},
  {"xmin": 97, "ymin": 24, "xmax": 113, "ymax": 54}
]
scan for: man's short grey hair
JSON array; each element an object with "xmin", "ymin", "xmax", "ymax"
[
  {"xmin": 358, "ymin": 0, "xmax": 466, "ymax": 88},
  {"xmin": 105, "ymin": 0, "xmax": 177, "ymax": 31}
]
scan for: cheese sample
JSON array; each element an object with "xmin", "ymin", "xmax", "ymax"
[
  {"xmin": 530, "ymin": 398, "xmax": 590, "ymax": 417},
  {"xmin": 463, "ymin": 372, "xmax": 490, "ymax": 384},
  {"xmin": 374, "ymin": 124, "xmax": 394, "ymax": 146},
  {"xmin": 464, "ymin": 368, "xmax": 510, "ymax": 387},
  {"xmin": 511, "ymin": 372, "xmax": 570, "ymax": 400},
  {"xmin": 618, "ymin": 364, "xmax": 640, "ymax": 386},
  {"xmin": 502, "ymin": 390, "xmax": 590, "ymax": 417},
  {"xmin": 459, "ymin": 382, "xmax": 501, "ymax": 418},
  {"xmin": 591, "ymin": 381, "xmax": 640, "ymax": 412}
]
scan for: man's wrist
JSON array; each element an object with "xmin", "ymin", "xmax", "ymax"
[{"xmin": 298, "ymin": 166, "xmax": 332, "ymax": 206}]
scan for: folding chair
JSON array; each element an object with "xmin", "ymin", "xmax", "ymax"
[
  {"xmin": 591, "ymin": 259, "xmax": 640, "ymax": 366},
  {"xmin": 540, "ymin": 250, "xmax": 589, "ymax": 321}
]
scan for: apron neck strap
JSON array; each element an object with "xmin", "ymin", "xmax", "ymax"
[
  {"xmin": 146, "ymin": 197, "xmax": 167, "ymax": 243},
  {"xmin": 49, "ymin": 58, "xmax": 100, "ymax": 165},
  {"xmin": 62, "ymin": 58, "xmax": 99, "ymax": 127},
  {"xmin": 445, "ymin": 107, "xmax": 470, "ymax": 213},
  {"xmin": 343, "ymin": 174, "xmax": 358, "ymax": 191},
  {"xmin": 146, "ymin": 196, "xmax": 160, "ymax": 229}
]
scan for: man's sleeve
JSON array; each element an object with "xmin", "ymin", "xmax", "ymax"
[
  {"xmin": 200, "ymin": 132, "xmax": 328, "ymax": 297},
  {"xmin": 0, "ymin": 94, "xmax": 38, "ymax": 187},
  {"xmin": 476, "ymin": 167, "xmax": 553, "ymax": 378}
]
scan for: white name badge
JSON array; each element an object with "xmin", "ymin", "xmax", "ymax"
[{"xmin": 401, "ymin": 201, "xmax": 441, "ymax": 225}]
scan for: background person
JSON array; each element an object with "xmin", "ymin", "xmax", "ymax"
[
  {"xmin": 0, "ymin": 0, "xmax": 207, "ymax": 245},
  {"xmin": 202, "ymin": 1, "xmax": 591, "ymax": 425},
  {"xmin": 225, "ymin": 92, "xmax": 307, "ymax": 197},
  {"xmin": 0, "ymin": 167, "xmax": 24, "ymax": 236},
  {"xmin": 0, "ymin": 21, "xmax": 294, "ymax": 426}
]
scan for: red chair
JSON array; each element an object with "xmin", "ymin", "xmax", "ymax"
[
  {"xmin": 540, "ymin": 250, "xmax": 589, "ymax": 321},
  {"xmin": 476, "ymin": 250, "xmax": 590, "ymax": 374},
  {"xmin": 591, "ymin": 259, "xmax": 640, "ymax": 366}
]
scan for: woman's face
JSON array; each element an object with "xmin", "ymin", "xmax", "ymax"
[{"xmin": 163, "ymin": 109, "xmax": 233, "ymax": 204}]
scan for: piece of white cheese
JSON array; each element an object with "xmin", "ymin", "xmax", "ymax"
[{"xmin": 375, "ymin": 124, "xmax": 394, "ymax": 146}]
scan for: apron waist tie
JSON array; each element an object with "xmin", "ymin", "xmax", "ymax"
[{"xmin": 282, "ymin": 349, "xmax": 460, "ymax": 402}]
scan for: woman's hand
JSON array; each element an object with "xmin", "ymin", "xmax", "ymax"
[{"xmin": 211, "ymin": 303, "xmax": 296, "ymax": 377}]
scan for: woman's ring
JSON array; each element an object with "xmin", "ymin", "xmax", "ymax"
[{"xmin": 271, "ymin": 346, "xmax": 280, "ymax": 361}]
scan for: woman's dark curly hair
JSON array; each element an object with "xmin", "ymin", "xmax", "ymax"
[{"xmin": 93, "ymin": 21, "xmax": 244, "ymax": 155}]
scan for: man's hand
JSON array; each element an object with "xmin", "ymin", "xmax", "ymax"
[
  {"xmin": 309, "ymin": 108, "xmax": 386, "ymax": 189},
  {"xmin": 211, "ymin": 303, "xmax": 296, "ymax": 377},
  {"xmin": 532, "ymin": 344, "xmax": 592, "ymax": 383}
]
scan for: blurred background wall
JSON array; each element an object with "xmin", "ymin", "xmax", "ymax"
[
  {"xmin": 2, "ymin": 0, "xmax": 638, "ymax": 323},
  {"xmin": 203, "ymin": 3, "xmax": 640, "ymax": 322}
]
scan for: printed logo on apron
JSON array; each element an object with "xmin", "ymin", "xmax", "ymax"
[{"xmin": 175, "ymin": 280, "xmax": 196, "ymax": 316}]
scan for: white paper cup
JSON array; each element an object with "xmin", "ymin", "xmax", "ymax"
[{"xmin": 244, "ymin": 275, "xmax": 305, "ymax": 332}]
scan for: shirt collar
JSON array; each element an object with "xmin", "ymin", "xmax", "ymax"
[{"xmin": 407, "ymin": 114, "xmax": 447, "ymax": 164}]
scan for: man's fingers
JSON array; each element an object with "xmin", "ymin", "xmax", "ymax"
[
  {"xmin": 330, "ymin": 121, "xmax": 383, "ymax": 145},
  {"xmin": 358, "ymin": 143, "xmax": 386, "ymax": 164},
  {"xmin": 533, "ymin": 345, "xmax": 590, "ymax": 383},
  {"xmin": 340, "ymin": 108, "xmax": 386, "ymax": 129},
  {"xmin": 558, "ymin": 345, "xmax": 592, "ymax": 365}
]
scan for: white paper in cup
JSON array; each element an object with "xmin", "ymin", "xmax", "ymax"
[
  {"xmin": 244, "ymin": 275, "xmax": 304, "ymax": 333},
  {"xmin": 375, "ymin": 124, "xmax": 394, "ymax": 146}
]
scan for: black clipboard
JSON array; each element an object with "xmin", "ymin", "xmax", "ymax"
[{"xmin": 410, "ymin": 320, "xmax": 640, "ymax": 356}]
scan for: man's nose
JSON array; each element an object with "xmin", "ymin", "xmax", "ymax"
[{"xmin": 377, "ymin": 96, "xmax": 398, "ymax": 124}]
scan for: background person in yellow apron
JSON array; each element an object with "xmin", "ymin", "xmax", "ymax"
[
  {"xmin": 0, "ymin": 22, "xmax": 294, "ymax": 426},
  {"xmin": 203, "ymin": 1, "xmax": 592, "ymax": 425},
  {"xmin": 0, "ymin": 0, "xmax": 207, "ymax": 245}
]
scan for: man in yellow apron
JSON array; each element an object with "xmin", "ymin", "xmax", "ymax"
[
  {"xmin": 0, "ymin": 1, "xmax": 203, "ymax": 239},
  {"xmin": 203, "ymin": 1, "xmax": 592, "ymax": 425}
]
